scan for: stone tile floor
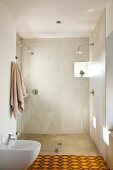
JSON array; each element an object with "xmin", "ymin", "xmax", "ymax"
[{"xmin": 19, "ymin": 134, "xmax": 99, "ymax": 156}]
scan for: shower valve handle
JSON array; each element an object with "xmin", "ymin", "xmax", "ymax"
[{"xmin": 90, "ymin": 89, "xmax": 94, "ymax": 96}]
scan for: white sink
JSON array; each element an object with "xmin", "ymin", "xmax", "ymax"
[{"xmin": 0, "ymin": 140, "xmax": 41, "ymax": 170}]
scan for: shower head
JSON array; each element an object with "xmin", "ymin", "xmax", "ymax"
[
  {"xmin": 16, "ymin": 44, "xmax": 23, "ymax": 47},
  {"xmin": 27, "ymin": 45, "xmax": 35, "ymax": 55},
  {"xmin": 76, "ymin": 43, "xmax": 94, "ymax": 54},
  {"xmin": 27, "ymin": 45, "xmax": 33, "ymax": 52},
  {"xmin": 75, "ymin": 49, "xmax": 83, "ymax": 54}
]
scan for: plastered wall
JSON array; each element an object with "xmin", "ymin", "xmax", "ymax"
[
  {"xmin": 89, "ymin": 11, "xmax": 106, "ymax": 159},
  {"xmin": 21, "ymin": 38, "xmax": 89, "ymax": 134},
  {"xmin": 0, "ymin": 2, "xmax": 16, "ymax": 142}
]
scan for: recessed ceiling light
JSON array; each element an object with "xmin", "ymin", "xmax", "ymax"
[{"xmin": 56, "ymin": 20, "xmax": 62, "ymax": 24}]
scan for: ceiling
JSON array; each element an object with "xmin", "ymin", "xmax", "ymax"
[{"xmin": 1, "ymin": 0, "xmax": 109, "ymax": 38}]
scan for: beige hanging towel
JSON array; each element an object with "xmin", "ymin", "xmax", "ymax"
[{"xmin": 10, "ymin": 62, "xmax": 27, "ymax": 118}]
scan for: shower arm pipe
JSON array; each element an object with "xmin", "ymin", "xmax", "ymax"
[{"xmin": 77, "ymin": 43, "xmax": 94, "ymax": 51}]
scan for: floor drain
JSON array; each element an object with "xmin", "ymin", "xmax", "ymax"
[{"xmin": 55, "ymin": 148, "xmax": 58, "ymax": 153}]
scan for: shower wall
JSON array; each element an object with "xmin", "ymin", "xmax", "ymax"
[{"xmin": 21, "ymin": 38, "xmax": 89, "ymax": 134}]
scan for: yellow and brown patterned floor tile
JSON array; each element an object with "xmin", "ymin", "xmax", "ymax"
[{"xmin": 28, "ymin": 155, "xmax": 109, "ymax": 170}]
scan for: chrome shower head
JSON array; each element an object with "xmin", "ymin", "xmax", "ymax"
[
  {"xmin": 27, "ymin": 45, "xmax": 33, "ymax": 52},
  {"xmin": 16, "ymin": 44, "xmax": 23, "ymax": 47},
  {"xmin": 75, "ymin": 49, "xmax": 83, "ymax": 54},
  {"xmin": 76, "ymin": 43, "xmax": 94, "ymax": 54}
]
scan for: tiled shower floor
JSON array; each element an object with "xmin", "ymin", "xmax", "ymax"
[{"xmin": 19, "ymin": 134, "xmax": 99, "ymax": 156}]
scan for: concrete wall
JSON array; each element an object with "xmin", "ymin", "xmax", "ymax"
[
  {"xmin": 0, "ymin": 2, "xmax": 16, "ymax": 143},
  {"xmin": 21, "ymin": 38, "xmax": 89, "ymax": 134},
  {"xmin": 89, "ymin": 11, "xmax": 106, "ymax": 159}
]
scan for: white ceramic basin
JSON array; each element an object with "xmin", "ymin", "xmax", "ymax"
[{"xmin": 0, "ymin": 140, "xmax": 41, "ymax": 170}]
